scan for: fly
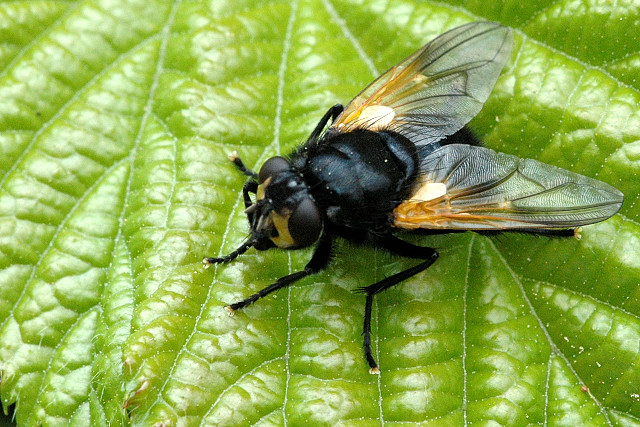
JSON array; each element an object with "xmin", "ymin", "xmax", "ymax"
[{"xmin": 204, "ymin": 22, "xmax": 624, "ymax": 373}]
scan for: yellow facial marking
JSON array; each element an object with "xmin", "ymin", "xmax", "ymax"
[
  {"xmin": 270, "ymin": 210, "xmax": 295, "ymax": 248},
  {"xmin": 256, "ymin": 177, "xmax": 271, "ymax": 201},
  {"xmin": 255, "ymin": 176, "xmax": 296, "ymax": 248}
]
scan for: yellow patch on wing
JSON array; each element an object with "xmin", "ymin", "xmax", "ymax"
[
  {"xmin": 337, "ymin": 105, "xmax": 395, "ymax": 132},
  {"xmin": 412, "ymin": 182, "xmax": 446, "ymax": 202}
]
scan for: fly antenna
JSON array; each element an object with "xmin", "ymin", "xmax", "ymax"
[{"xmin": 203, "ymin": 239, "xmax": 255, "ymax": 268}]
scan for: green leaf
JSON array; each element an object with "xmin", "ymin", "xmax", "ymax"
[{"xmin": 0, "ymin": 0, "xmax": 638, "ymax": 425}]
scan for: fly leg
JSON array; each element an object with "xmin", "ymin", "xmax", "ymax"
[
  {"xmin": 242, "ymin": 181, "xmax": 258, "ymax": 222},
  {"xmin": 230, "ymin": 104, "xmax": 343, "ymax": 175},
  {"xmin": 358, "ymin": 234, "xmax": 438, "ymax": 373},
  {"xmin": 202, "ymin": 180, "xmax": 259, "ymax": 266},
  {"xmin": 226, "ymin": 233, "xmax": 333, "ymax": 312},
  {"xmin": 204, "ymin": 239, "xmax": 255, "ymax": 265},
  {"xmin": 242, "ymin": 181, "xmax": 257, "ymax": 207},
  {"xmin": 228, "ymin": 151, "xmax": 258, "ymax": 178},
  {"xmin": 307, "ymin": 104, "xmax": 344, "ymax": 142}
]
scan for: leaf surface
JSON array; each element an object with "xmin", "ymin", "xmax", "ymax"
[{"xmin": 0, "ymin": 0, "xmax": 638, "ymax": 425}]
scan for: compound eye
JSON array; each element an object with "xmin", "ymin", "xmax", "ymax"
[
  {"xmin": 258, "ymin": 156, "xmax": 290, "ymax": 184},
  {"xmin": 288, "ymin": 198, "xmax": 323, "ymax": 248}
]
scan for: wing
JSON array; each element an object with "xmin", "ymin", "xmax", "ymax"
[
  {"xmin": 393, "ymin": 144, "xmax": 624, "ymax": 230},
  {"xmin": 330, "ymin": 21, "xmax": 514, "ymax": 147}
]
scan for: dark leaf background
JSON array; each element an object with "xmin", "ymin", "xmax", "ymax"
[{"xmin": 0, "ymin": 0, "xmax": 638, "ymax": 425}]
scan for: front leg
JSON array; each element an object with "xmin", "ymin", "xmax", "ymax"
[
  {"xmin": 227, "ymin": 233, "xmax": 333, "ymax": 312},
  {"xmin": 359, "ymin": 233, "xmax": 439, "ymax": 373},
  {"xmin": 228, "ymin": 151, "xmax": 258, "ymax": 178},
  {"xmin": 242, "ymin": 180, "xmax": 258, "ymax": 224},
  {"xmin": 307, "ymin": 104, "xmax": 344, "ymax": 144}
]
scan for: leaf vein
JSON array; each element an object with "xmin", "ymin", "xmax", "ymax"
[{"xmin": 486, "ymin": 238, "xmax": 614, "ymax": 425}]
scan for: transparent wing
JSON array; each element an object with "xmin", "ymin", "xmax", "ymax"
[
  {"xmin": 393, "ymin": 144, "xmax": 624, "ymax": 230},
  {"xmin": 330, "ymin": 22, "xmax": 514, "ymax": 147}
]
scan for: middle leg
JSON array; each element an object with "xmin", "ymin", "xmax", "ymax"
[{"xmin": 359, "ymin": 233, "xmax": 438, "ymax": 373}]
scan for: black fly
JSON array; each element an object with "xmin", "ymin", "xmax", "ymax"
[{"xmin": 205, "ymin": 22, "xmax": 624, "ymax": 373}]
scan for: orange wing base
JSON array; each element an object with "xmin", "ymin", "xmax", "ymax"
[{"xmin": 392, "ymin": 198, "xmax": 528, "ymax": 231}]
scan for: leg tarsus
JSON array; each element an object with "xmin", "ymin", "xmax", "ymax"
[
  {"xmin": 227, "ymin": 271, "xmax": 308, "ymax": 311},
  {"xmin": 227, "ymin": 233, "xmax": 333, "ymax": 310},
  {"xmin": 360, "ymin": 234, "xmax": 439, "ymax": 372},
  {"xmin": 204, "ymin": 238, "xmax": 255, "ymax": 266},
  {"xmin": 363, "ymin": 294, "xmax": 380, "ymax": 374},
  {"xmin": 203, "ymin": 180, "xmax": 258, "ymax": 265},
  {"xmin": 229, "ymin": 151, "xmax": 258, "ymax": 178}
]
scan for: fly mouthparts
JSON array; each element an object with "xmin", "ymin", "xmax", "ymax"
[
  {"xmin": 256, "ymin": 213, "xmax": 269, "ymax": 232},
  {"xmin": 244, "ymin": 203, "xmax": 258, "ymax": 214}
]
